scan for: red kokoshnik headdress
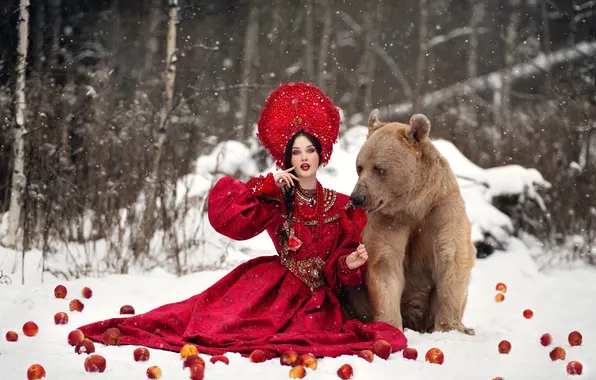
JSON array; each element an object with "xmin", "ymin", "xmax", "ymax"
[{"xmin": 256, "ymin": 82, "xmax": 341, "ymax": 169}]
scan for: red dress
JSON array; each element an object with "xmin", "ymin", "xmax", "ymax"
[{"xmin": 77, "ymin": 174, "xmax": 407, "ymax": 358}]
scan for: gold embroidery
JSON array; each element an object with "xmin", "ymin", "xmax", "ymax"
[
  {"xmin": 280, "ymin": 253, "xmax": 326, "ymax": 291},
  {"xmin": 324, "ymin": 190, "xmax": 337, "ymax": 212},
  {"xmin": 281, "ymin": 214, "xmax": 340, "ymax": 225}
]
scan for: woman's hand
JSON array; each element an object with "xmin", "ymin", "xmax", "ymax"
[
  {"xmin": 273, "ymin": 167, "xmax": 299, "ymax": 188},
  {"xmin": 345, "ymin": 244, "xmax": 368, "ymax": 270}
]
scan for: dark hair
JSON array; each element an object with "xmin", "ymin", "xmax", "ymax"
[{"xmin": 279, "ymin": 131, "xmax": 322, "ymax": 244}]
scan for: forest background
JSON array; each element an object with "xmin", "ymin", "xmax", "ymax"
[{"xmin": 0, "ymin": 0, "xmax": 595, "ymax": 280}]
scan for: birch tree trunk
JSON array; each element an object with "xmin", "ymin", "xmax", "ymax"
[
  {"xmin": 4, "ymin": 0, "xmax": 30, "ymax": 249},
  {"xmin": 238, "ymin": 1, "xmax": 259, "ymax": 141},
  {"xmin": 318, "ymin": 0, "xmax": 333, "ymax": 91},
  {"xmin": 136, "ymin": 0, "xmax": 178, "ymax": 258}
]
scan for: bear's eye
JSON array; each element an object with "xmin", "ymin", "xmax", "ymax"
[
  {"xmin": 356, "ymin": 165, "xmax": 363, "ymax": 175},
  {"xmin": 374, "ymin": 166, "xmax": 386, "ymax": 176}
]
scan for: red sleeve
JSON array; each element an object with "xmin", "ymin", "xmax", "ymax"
[
  {"xmin": 324, "ymin": 201, "xmax": 367, "ymax": 291},
  {"xmin": 207, "ymin": 174, "xmax": 283, "ymax": 241}
]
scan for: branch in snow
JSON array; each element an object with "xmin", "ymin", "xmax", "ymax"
[
  {"xmin": 573, "ymin": 0, "xmax": 596, "ymax": 12},
  {"xmin": 423, "ymin": 26, "xmax": 490, "ymax": 50},
  {"xmin": 187, "ymin": 43, "xmax": 219, "ymax": 52},
  {"xmin": 378, "ymin": 41, "xmax": 596, "ymax": 120},
  {"xmin": 0, "ymin": 270, "xmax": 12, "ymax": 285}
]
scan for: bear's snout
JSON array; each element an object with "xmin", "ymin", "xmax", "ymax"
[{"xmin": 350, "ymin": 193, "xmax": 367, "ymax": 208}]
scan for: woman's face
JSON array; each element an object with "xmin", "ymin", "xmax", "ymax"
[{"xmin": 291, "ymin": 135, "xmax": 320, "ymax": 179}]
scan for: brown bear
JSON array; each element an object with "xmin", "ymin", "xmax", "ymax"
[{"xmin": 346, "ymin": 110, "xmax": 476, "ymax": 335}]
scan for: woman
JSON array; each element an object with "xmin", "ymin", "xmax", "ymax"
[{"xmin": 77, "ymin": 82, "xmax": 407, "ymax": 359}]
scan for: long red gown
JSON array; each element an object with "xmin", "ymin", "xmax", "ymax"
[{"xmin": 77, "ymin": 173, "xmax": 407, "ymax": 359}]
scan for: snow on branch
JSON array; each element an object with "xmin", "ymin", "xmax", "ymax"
[
  {"xmin": 423, "ymin": 26, "xmax": 489, "ymax": 50},
  {"xmin": 378, "ymin": 41, "xmax": 596, "ymax": 121}
]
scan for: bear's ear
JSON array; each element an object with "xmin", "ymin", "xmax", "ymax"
[
  {"xmin": 408, "ymin": 114, "xmax": 431, "ymax": 142},
  {"xmin": 367, "ymin": 109, "xmax": 385, "ymax": 137}
]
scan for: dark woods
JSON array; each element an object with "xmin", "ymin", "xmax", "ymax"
[{"xmin": 0, "ymin": 0, "xmax": 595, "ymax": 274}]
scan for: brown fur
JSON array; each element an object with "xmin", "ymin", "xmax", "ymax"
[{"xmin": 347, "ymin": 110, "xmax": 476, "ymax": 335}]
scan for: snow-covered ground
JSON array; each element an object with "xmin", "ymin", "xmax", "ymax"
[{"xmin": 1, "ymin": 126, "xmax": 594, "ymax": 379}]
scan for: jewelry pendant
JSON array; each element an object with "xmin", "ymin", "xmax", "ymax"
[{"xmin": 287, "ymin": 234, "xmax": 303, "ymax": 251}]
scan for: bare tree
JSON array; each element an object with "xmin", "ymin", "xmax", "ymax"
[
  {"xmin": 318, "ymin": 0, "xmax": 333, "ymax": 91},
  {"xmin": 144, "ymin": 0, "xmax": 165, "ymax": 76},
  {"xmin": 4, "ymin": 0, "xmax": 30, "ymax": 248},
  {"xmin": 496, "ymin": 0, "xmax": 522, "ymax": 130},
  {"xmin": 362, "ymin": 0, "xmax": 383, "ymax": 115},
  {"xmin": 540, "ymin": 0, "xmax": 552, "ymax": 89},
  {"xmin": 465, "ymin": 0, "xmax": 485, "ymax": 127},
  {"xmin": 136, "ymin": 0, "xmax": 179, "ymax": 258},
  {"xmin": 238, "ymin": 0, "xmax": 260, "ymax": 140},
  {"xmin": 413, "ymin": 0, "xmax": 428, "ymax": 111},
  {"xmin": 47, "ymin": 0, "xmax": 61, "ymax": 73},
  {"xmin": 346, "ymin": 2, "xmax": 379, "ymax": 119},
  {"xmin": 32, "ymin": 1, "xmax": 44, "ymax": 74},
  {"xmin": 304, "ymin": 0, "xmax": 315, "ymax": 81}
]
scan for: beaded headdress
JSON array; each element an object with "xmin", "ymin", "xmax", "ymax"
[{"xmin": 256, "ymin": 82, "xmax": 341, "ymax": 169}]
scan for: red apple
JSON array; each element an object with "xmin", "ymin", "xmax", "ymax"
[
  {"xmin": 289, "ymin": 365, "xmax": 306, "ymax": 379},
  {"xmin": 74, "ymin": 338, "xmax": 96, "ymax": 355},
  {"xmin": 495, "ymin": 293, "xmax": 505, "ymax": 302},
  {"xmin": 69, "ymin": 299, "xmax": 84, "ymax": 312},
  {"xmin": 492, "ymin": 378, "xmax": 504, "ymax": 380},
  {"xmin": 209, "ymin": 355, "xmax": 230, "ymax": 365},
  {"xmin": 26, "ymin": 364, "xmax": 46, "ymax": 380},
  {"xmin": 183, "ymin": 354, "xmax": 205, "ymax": 369},
  {"xmin": 23, "ymin": 321, "xmax": 39, "ymax": 337},
  {"xmin": 81, "ymin": 287, "xmax": 93, "ymax": 299},
  {"xmin": 103, "ymin": 327, "xmax": 122, "ymax": 346},
  {"xmin": 568, "ymin": 331, "xmax": 583, "ymax": 346},
  {"xmin": 567, "ymin": 361, "xmax": 583, "ymax": 375},
  {"xmin": 6, "ymin": 330, "xmax": 18, "ymax": 342},
  {"xmin": 549, "ymin": 346, "xmax": 566, "ymax": 361},
  {"xmin": 189, "ymin": 364, "xmax": 205, "ymax": 380},
  {"xmin": 357, "ymin": 349, "xmax": 374, "ymax": 363},
  {"xmin": 84, "ymin": 354, "xmax": 106, "ymax": 373},
  {"xmin": 54, "ymin": 285, "xmax": 67, "ymax": 299},
  {"xmin": 146, "ymin": 366, "xmax": 162, "ymax": 379},
  {"xmin": 540, "ymin": 333, "xmax": 552, "ymax": 346},
  {"xmin": 370, "ymin": 339, "xmax": 392, "ymax": 360},
  {"xmin": 523, "ymin": 309, "xmax": 533, "ymax": 319},
  {"xmin": 249, "ymin": 349, "xmax": 267, "ymax": 363},
  {"xmin": 53, "ymin": 312, "xmax": 69, "ymax": 325},
  {"xmin": 67, "ymin": 329, "xmax": 85, "ymax": 346},
  {"xmin": 119, "ymin": 305, "xmax": 135, "ymax": 315},
  {"xmin": 498, "ymin": 340, "xmax": 511, "ymax": 354},
  {"xmin": 180, "ymin": 343, "xmax": 199, "ymax": 359},
  {"xmin": 495, "ymin": 283, "xmax": 507, "ymax": 293},
  {"xmin": 298, "ymin": 353, "xmax": 318, "ymax": 370},
  {"xmin": 280, "ymin": 350, "xmax": 299, "ymax": 366},
  {"xmin": 210, "ymin": 354, "xmax": 229, "ymax": 365},
  {"xmin": 134, "ymin": 347, "xmax": 150, "ymax": 361},
  {"xmin": 403, "ymin": 347, "xmax": 418, "ymax": 360},
  {"xmin": 425, "ymin": 348, "xmax": 444, "ymax": 364},
  {"xmin": 337, "ymin": 364, "xmax": 354, "ymax": 379}
]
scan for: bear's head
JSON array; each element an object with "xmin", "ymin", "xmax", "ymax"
[{"xmin": 350, "ymin": 109, "xmax": 434, "ymax": 216}]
